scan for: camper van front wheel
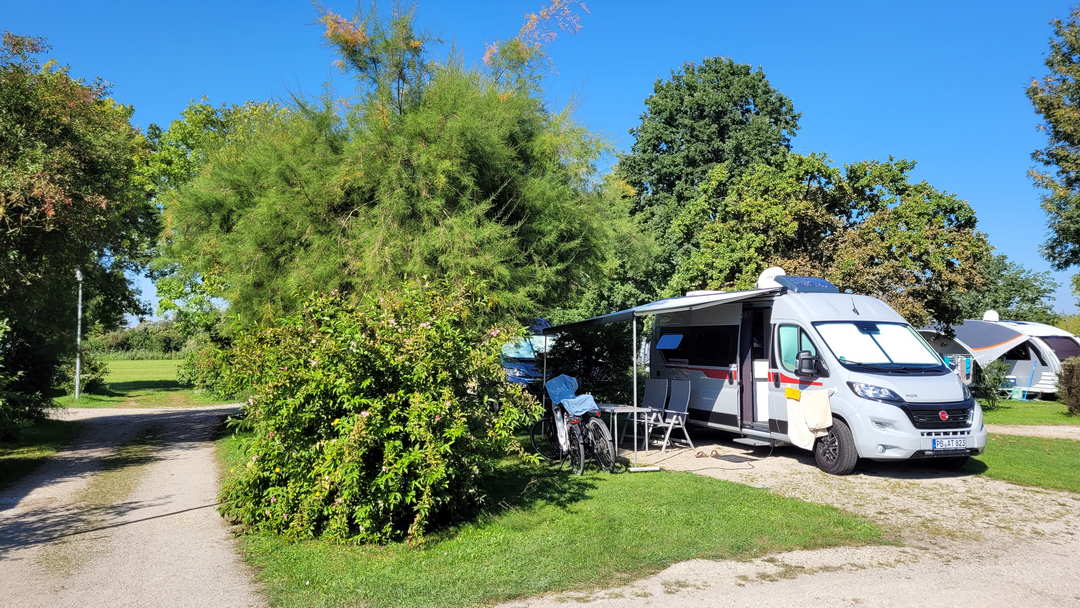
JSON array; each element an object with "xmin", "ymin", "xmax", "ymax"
[{"xmin": 813, "ymin": 417, "xmax": 858, "ymax": 475}]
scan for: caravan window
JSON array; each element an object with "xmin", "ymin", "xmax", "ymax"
[
  {"xmin": 778, "ymin": 325, "xmax": 818, "ymax": 372},
  {"xmin": 1042, "ymin": 336, "xmax": 1080, "ymax": 362},
  {"xmin": 657, "ymin": 325, "xmax": 738, "ymax": 367}
]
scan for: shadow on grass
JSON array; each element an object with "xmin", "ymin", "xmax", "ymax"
[
  {"xmin": 481, "ymin": 462, "xmax": 597, "ymax": 513},
  {"xmin": 107, "ymin": 379, "xmax": 186, "ymax": 394}
]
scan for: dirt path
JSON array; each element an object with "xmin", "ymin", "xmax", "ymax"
[
  {"xmin": 503, "ymin": 431, "xmax": 1080, "ymax": 608},
  {"xmin": 986, "ymin": 423, "xmax": 1080, "ymax": 440},
  {"xmin": 0, "ymin": 406, "xmax": 262, "ymax": 608}
]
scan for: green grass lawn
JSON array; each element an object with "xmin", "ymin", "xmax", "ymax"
[
  {"xmin": 54, "ymin": 359, "xmax": 229, "ymax": 408},
  {"xmin": 0, "ymin": 419, "xmax": 82, "ymax": 489},
  {"xmin": 968, "ymin": 434, "xmax": 1080, "ymax": 493},
  {"xmin": 982, "ymin": 399, "xmax": 1079, "ymax": 426},
  {"xmin": 218, "ymin": 433, "xmax": 885, "ymax": 608}
]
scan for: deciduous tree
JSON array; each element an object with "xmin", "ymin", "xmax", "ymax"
[
  {"xmin": 0, "ymin": 33, "xmax": 155, "ymax": 425},
  {"xmin": 616, "ymin": 57, "xmax": 800, "ymax": 299},
  {"xmin": 954, "ymin": 254, "xmax": 1058, "ymax": 324},
  {"xmin": 668, "ymin": 154, "xmax": 991, "ymax": 326},
  {"xmin": 1029, "ymin": 9, "xmax": 1080, "ymax": 299}
]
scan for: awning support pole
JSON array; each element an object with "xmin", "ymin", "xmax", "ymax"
[
  {"xmin": 542, "ymin": 334, "xmax": 548, "ymax": 408},
  {"xmin": 632, "ymin": 316, "xmax": 638, "ymax": 467}
]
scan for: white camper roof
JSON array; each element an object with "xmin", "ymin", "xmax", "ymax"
[
  {"xmin": 544, "ymin": 288, "xmax": 781, "ymax": 334},
  {"xmin": 995, "ymin": 320, "xmax": 1077, "ymax": 338}
]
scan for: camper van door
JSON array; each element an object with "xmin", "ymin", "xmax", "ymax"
[{"xmin": 654, "ymin": 308, "xmax": 742, "ymax": 429}]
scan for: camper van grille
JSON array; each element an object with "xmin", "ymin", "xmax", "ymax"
[{"xmin": 905, "ymin": 407, "xmax": 971, "ymax": 429}]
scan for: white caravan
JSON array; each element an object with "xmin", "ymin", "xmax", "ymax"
[
  {"xmin": 920, "ymin": 310, "xmax": 1080, "ymax": 397},
  {"xmin": 549, "ymin": 269, "xmax": 987, "ymax": 474}
]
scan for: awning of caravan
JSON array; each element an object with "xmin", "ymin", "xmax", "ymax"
[
  {"xmin": 924, "ymin": 320, "xmax": 1028, "ymax": 367},
  {"xmin": 543, "ymin": 288, "xmax": 781, "ymax": 334},
  {"xmin": 540, "ymin": 286, "xmax": 779, "ymax": 471}
]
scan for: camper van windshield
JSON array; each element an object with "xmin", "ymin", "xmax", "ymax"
[
  {"xmin": 813, "ymin": 322, "xmax": 944, "ymax": 370},
  {"xmin": 501, "ymin": 338, "xmax": 537, "ymax": 360}
]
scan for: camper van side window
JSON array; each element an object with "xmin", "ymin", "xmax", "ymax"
[
  {"xmin": 657, "ymin": 325, "xmax": 738, "ymax": 367},
  {"xmin": 778, "ymin": 325, "xmax": 817, "ymax": 373}
]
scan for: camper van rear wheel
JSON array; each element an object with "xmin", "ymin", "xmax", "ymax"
[{"xmin": 814, "ymin": 417, "xmax": 858, "ymax": 475}]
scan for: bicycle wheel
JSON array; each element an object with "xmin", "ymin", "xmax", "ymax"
[
  {"xmin": 586, "ymin": 417, "xmax": 615, "ymax": 472},
  {"xmin": 530, "ymin": 416, "xmax": 559, "ymax": 462},
  {"xmin": 566, "ymin": 423, "xmax": 585, "ymax": 475}
]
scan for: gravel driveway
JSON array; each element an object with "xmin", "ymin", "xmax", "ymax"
[
  {"xmin": 503, "ymin": 430, "xmax": 1080, "ymax": 608},
  {"xmin": 986, "ymin": 423, "xmax": 1080, "ymax": 440},
  {"xmin": 0, "ymin": 406, "xmax": 262, "ymax": 608}
]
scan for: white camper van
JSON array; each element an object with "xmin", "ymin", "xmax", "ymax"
[{"xmin": 645, "ymin": 271, "xmax": 986, "ymax": 474}]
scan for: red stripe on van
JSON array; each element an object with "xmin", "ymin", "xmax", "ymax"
[
  {"xmin": 768, "ymin": 371, "xmax": 823, "ymax": 387},
  {"xmin": 664, "ymin": 365, "xmax": 736, "ymax": 380}
]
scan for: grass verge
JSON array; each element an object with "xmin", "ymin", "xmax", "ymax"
[
  {"xmin": 55, "ymin": 359, "xmax": 228, "ymax": 408},
  {"xmin": 982, "ymin": 400, "xmax": 1078, "ymax": 426},
  {"xmin": 968, "ymin": 434, "xmax": 1080, "ymax": 493},
  {"xmin": 218, "ymin": 433, "xmax": 885, "ymax": 608},
  {"xmin": 0, "ymin": 419, "xmax": 82, "ymax": 489}
]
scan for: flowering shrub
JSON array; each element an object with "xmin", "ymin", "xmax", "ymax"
[
  {"xmin": 218, "ymin": 282, "xmax": 541, "ymax": 543},
  {"xmin": 178, "ymin": 342, "xmax": 245, "ymax": 399}
]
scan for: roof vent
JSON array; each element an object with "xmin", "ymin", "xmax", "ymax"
[
  {"xmin": 983, "ymin": 310, "xmax": 1000, "ymax": 322},
  {"xmin": 756, "ymin": 266, "xmax": 787, "ymax": 289}
]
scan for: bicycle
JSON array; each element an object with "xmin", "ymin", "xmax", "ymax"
[{"xmin": 531, "ymin": 406, "xmax": 615, "ymax": 474}]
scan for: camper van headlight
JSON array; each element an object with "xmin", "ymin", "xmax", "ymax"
[
  {"xmin": 848, "ymin": 382, "xmax": 903, "ymax": 403},
  {"xmin": 962, "ymin": 384, "xmax": 973, "ymax": 401}
]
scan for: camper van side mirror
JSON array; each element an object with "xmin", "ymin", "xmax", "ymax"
[{"xmin": 795, "ymin": 350, "xmax": 818, "ymax": 377}]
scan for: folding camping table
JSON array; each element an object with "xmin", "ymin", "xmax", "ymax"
[{"xmin": 598, "ymin": 403, "xmax": 652, "ymax": 452}]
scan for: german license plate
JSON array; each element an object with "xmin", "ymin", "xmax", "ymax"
[{"xmin": 932, "ymin": 437, "xmax": 968, "ymax": 450}]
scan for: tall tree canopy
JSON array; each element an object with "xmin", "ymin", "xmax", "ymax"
[
  {"xmin": 0, "ymin": 33, "xmax": 155, "ymax": 419},
  {"xmin": 666, "ymin": 154, "xmax": 991, "ymax": 327},
  {"xmin": 953, "ymin": 253, "xmax": 1058, "ymax": 324},
  {"xmin": 157, "ymin": 8, "xmax": 628, "ymax": 329},
  {"xmin": 618, "ymin": 57, "xmax": 798, "ymax": 278},
  {"xmin": 1029, "ymin": 8, "xmax": 1080, "ymax": 296}
]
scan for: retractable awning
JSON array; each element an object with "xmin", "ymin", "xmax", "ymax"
[
  {"xmin": 923, "ymin": 320, "xmax": 1029, "ymax": 366},
  {"xmin": 543, "ymin": 288, "xmax": 781, "ymax": 334}
]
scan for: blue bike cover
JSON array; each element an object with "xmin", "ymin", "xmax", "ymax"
[{"xmin": 545, "ymin": 374, "xmax": 599, "ymax": 416}]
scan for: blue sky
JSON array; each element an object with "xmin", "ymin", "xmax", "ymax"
[{"xmin": 4, "ymin": 0, "xmax": 1075, "ymax": 315}]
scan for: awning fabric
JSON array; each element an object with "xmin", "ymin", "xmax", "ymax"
[
  {"xmin": 544, "ymin": 288, "xmax": 780, "ymax": 334},
  {"xmin": 924, "ymin": 320, "xmax": 1029, "ymax": 367}
]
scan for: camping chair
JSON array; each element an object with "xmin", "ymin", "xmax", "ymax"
[
  {"xmin": 622, "ymin": 378, "xmax": 668, "ymax": 446},
  {"xmin": 648, "ymin": 379, "xmax": 694, "ymax": 453}
]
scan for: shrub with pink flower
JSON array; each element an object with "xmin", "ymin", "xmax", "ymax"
[{"xmin": 219, "ymin": 280, "xmax": 540, "ymax": 544}]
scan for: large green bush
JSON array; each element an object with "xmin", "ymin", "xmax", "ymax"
[
  {"xmin": 177, "ymin": 341, "xmax": 245, "ymax": 399},
  {"xmin": 218, "ymin": 282, "xmax": 541, "ymax": 544},
  {"xmin": 1058, "ymin": 357, "xmax": 1080, "ymax": 416}
]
